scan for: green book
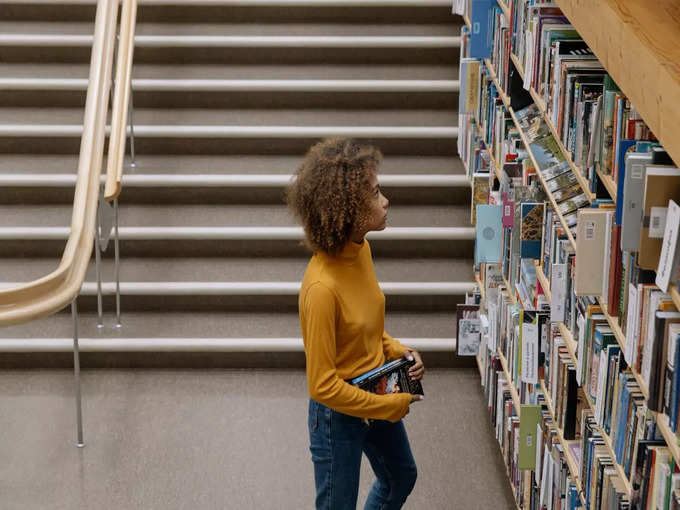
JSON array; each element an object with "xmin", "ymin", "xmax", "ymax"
[{"xmin": 518, "ymin": 404, "xmax": 541, "ymax": 470}]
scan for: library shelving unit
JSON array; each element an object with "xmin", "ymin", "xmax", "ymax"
[{"xmin": 465, "ymin": 1, "xmax": 680, "ymax": 505}]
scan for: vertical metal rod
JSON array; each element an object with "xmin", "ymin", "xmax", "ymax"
[
  {"xmin": 95, "ymin": 200, "xmax": 104, "ymax": 328},
  {"xmin": 114, "ymin": 198, "xmax": 121, "ymax": 327},
  {"xmin": 128, "ymin": 90, "xmax": 136, "ymax": 167},
  {"xmin": 72, "ymin": 299, "xmax": 85, "ymax": 448}
]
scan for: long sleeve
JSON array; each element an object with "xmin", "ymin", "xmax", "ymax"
[
  {"xmin": 382, "ymin": 330, "xmax": 412, "ymax": 361},
  {"xmin": 302, "ymin": 282, "xmax": 411, "ymax": 422}
]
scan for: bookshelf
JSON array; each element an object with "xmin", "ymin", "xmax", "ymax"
[
  {"xmin": 465, "ymin": 1, "xmax": 680, "ymax": 507},
  {"xmin": 463, "ymin": 13, "xmax": 471, "ymax": 30},
  {"xmin": 555, "ymin": 0, "xmax": 680, "ymax": 172}
]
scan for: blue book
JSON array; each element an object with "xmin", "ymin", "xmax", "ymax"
[
  {"xmin": 469, "ymin": 0, "xmax": 495, "ymax": 59},
  {"xmin": 614, "ymin": 139, "xmax": 636, "ymax": 225},
  {"xmin": 474, "ymin": 204, "xmax": 502, "ymax": 268},
  {"xmin": 671, "ymin": 332, "xmax": 680, "ymax": 431},
  {"xmin": 519, "ymin": 202, "xmax": 544, "ymax": 259}
]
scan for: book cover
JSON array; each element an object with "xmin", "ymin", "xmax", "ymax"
[
  {"xmin": 349, "ymin": 357, "xmax": 424, "ymax": 396},
  {"xmin": 575, "ymin": 209, "xmax": 612, "ymax": 296},
  {"xmin": 520, "ymin": 202, "xmax": 544, "ymax": 259},
  {"xmin": 638, "ymin": 165, "xmax": 680, "ymax": 270},
  {"xmin": 518, "ymin": 404, "xmax": 540, "ymax": 470},
  {"xmin": 664, "ymin": 323, "xmax": 680, "ymax": 423},
  {"xmin": 649, "ymin": 312, "xmax": 680, "ymax": 412},
  {"xmin": 471, "ymin": 172, "xmax": 490, "ymax": 224},
  {"xmin": 620, "ymin": 151, "xmax": 652, "ymax": 252},
  {"xmin": 469, "ymin": 0, "xmax": 495, "ymax": 59},
  {"xmin": 475, "ymin": 204, "xmax": 503, "ymax": 268},
  {"xmin": 656, "ymin": 200, "xmax": 680, "ymax": 292}
]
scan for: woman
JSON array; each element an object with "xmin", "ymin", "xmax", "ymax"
[{"xmin": 286, "ymin": 137, "xmax": 425, "ymax": 510}]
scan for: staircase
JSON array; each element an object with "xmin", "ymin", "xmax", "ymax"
[{"xmin": 0, "ymin": 0, "xmax": 474, "ymax": 369}]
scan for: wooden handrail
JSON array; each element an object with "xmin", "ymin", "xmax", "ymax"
[
  {"xmin": 0, "ymin": 0, "xmax": 119, "ymax": 326},
  {"xmin": 105, "ymin": 0, "xmax": 137, "ymax": 201}
]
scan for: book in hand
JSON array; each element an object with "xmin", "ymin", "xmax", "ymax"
[{"xmin": 349, "ymin": 357, "xmax": 424, "ymax": 396}]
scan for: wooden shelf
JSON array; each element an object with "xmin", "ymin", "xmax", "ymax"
[
  {"xmin": 463, "ymin": 13, "xmax": 471, "ymax": 30},
  {"xmin": 510, "ymin": 53, "xmax": 525, "ymax": 83},
  {"xmin": 653, "ymin": 412, "xmax": 680, "ymax": 467},
  {"xmin": 539, "ymin": 380, "xmax": 587, "ymax": 507},
  {"xmin": 496, "ymin": 0, "xmax": 510, "ymax": 20},
  {"xmin": 671, "ymin": 286, "xmax": 680, "ymax": 312},
  {"xmin": 476, "ymin": 352, "xmax": 484, "ymax": 378},
  {"xmin": 508, "ymin": 50, "xmax": 594, "ymax": 203},
  {"xmin": 595, "ymin": 168, "xmax": 618, "ymax": 202},
  {"xmin": 482, "ymin": 58, "xmax": 578, "ymax": 251},
  {"xmin": 525, "ymin": 87, "xmax": 595, "ymax": 203},
  {"xmin": 556, "ymin": 0, "xmax": 680, "ymax": 170},
  {"xmin": 534, "ymin": 261, "xmax": 551, "ymax": 302},
  {"xmin": 474, "ymin": 122, "xmax": 503, "ymax": 181},
  {"xmin": 498, "ymin": 349, "xmax": 522, "ymax": 415}
]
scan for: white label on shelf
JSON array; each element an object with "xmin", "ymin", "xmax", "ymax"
[
  {"xmin": 585, "ymin": 221, "xmax": 596, "ymax": 240},
  {"xmin": 650, "ymin": 207, "xmax": 668, "ymax": 238},
  {"xmin": 631, "ymin": 163, "xmax": 644, "ymax": 180}
]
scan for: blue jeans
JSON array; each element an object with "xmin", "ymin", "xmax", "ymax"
[{"xmin": 308, "ymin": 399, "xmax": 417, "ymax": 510}]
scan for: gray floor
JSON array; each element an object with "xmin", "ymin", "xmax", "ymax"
[{"xmin": 0, "ymin": 368, "xmax": 515, "ymax": 509}]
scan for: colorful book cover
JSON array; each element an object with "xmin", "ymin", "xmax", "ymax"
[
  {"xmin": 475, "ymin": 204, "xmax": 503, "ymax": 268},
  {"xmin": 349, "ymin": 357, "xmax": 424, "ymax": 396},
  {"xmin": 520, "ymin": 202, "xmax": 545, "ymax": 259},
  {"xmin": 471, "ymin": 172, "xmax": 490, "ymax": 224}
]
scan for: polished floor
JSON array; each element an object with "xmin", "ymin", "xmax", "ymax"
[{"xmin": 0, "ymin": 368, "xmax": 515, "ymax": 509}]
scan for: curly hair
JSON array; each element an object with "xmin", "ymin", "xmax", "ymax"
[{"xmin": 286, "ymin": 138, "xmax": 383, "ymax": 256}]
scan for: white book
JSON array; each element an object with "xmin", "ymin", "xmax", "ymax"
[
  {"xmin": 656, "ymin": 199, "xmax": 680, "ymax": 292},
  {"xmin": 550, "ymin": 263, "xmax": 568, "ymax": 323},
  {"xmin": 521, "ymin": 321, "xmax": 538, "ymax": 384},
  {"xmin": 576, "ymin": 313, "xmax": 586, "ymax": 384},
  {"xmin": 624, "ymin": 283, "xmax": 639, "ymax": 367},
  {"xmin": 621, "ymin": 152, "xmax": 652, "ymax": 252},
  {"xmin": 601, "ymin": 211, "xmax": 613, "ymax": 304}
]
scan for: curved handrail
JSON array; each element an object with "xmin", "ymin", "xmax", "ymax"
[
  {"xmin": 105, "ymin": 0, "xmax": 137, "ymax": 201},
  {"xmin": 0, "ymin": 0, "xmax": 119, "ymax": 326}
]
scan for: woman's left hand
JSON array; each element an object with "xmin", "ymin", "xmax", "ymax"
[{"xmin": 404, "ymin": 350, "xmax": 424, "ymax": 381}]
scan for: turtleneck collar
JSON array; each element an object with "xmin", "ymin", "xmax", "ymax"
[{"xmin": 318, "ymin": 239, "xmax": 365, "ymax": 262}]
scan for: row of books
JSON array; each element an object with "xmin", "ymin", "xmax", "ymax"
[{"xmin": 461, "ymin": 2, "xmax": 680, "ymax": 508}]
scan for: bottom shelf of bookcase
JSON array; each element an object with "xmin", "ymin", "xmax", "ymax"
[{"xmin": 539, "ymin": 380, "xmax": 587, "ymax": 506}]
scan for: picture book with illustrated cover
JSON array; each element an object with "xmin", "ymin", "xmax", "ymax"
[{"xmin": 349, "ymin": 357, "xmax": 424, "ymax": 396}]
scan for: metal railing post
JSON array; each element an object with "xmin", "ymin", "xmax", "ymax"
[
  {"xmin": 95, "ymin": 196, "xmax": 104, "ymax": 328},
  {"xmin": 72, "ymin": 299, "xmax": 85, "ymax": 448},
  {"xmin": 114, "ymin": 197, "xmax": 121, "ymax": 327}
]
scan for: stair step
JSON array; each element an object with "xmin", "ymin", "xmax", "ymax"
[
  {"xmin": 0, "ymin": 154, "xmax": 466, "ymax": 175},
  {"xmin": 0, "ymin": 256, "xmax": 475, "ymax": 283},
  {"xmin": 0, "ymin": 22, "xmax": 460, "ymax": 37},
  {"xmin": 0, "ymin": 203, "xmax": 469, "ymax": 227},
  {"xmin": 3, "ymin": 1, "xmax": 456, "ymax": 25},
  {"xmin": 0, "ymin": 63, "xmax": 459, "ymax": 80},
  {"xmin": 0, "ymin": 309, "xmax": 456, "ymax": 339}
]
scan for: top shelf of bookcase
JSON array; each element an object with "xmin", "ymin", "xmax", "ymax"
[{"xmin": 556, "ymin": 0, "xmax": 680, "ymax": 169}]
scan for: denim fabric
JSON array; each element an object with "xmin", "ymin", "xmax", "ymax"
[{"xmin": 308, "ymin": 399, "xmax": 417, "ymax": 510}]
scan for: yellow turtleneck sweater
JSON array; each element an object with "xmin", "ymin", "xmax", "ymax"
[{"xmin": 299, "ymin": 238, "xmax": 412, "ymax": 422}]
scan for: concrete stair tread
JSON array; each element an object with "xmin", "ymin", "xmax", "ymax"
[
  {"xmin": 0, "ymin": 310, "xmax": 456, "ymax": 339},
  {"xmin": 0, "ymin": 21, "xmax": 460, "ymax": 37},
  {"xmin": 0, "ymin": 154, "xmax": 465, "ymax": 175},
  {"xmin": 0, "ymin": 203, "xmax": 470, "ymax": 227},
  {"xmin": 0, "ymin": 107, "xmax": 458, "ymax": 126},
  {"xmin": 0, "ymin": 63, "xmax": 459, "ymax": 81},
  {"xmin": 0, "ymin": 256, "xmax": 475, "ymax": 283}
]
